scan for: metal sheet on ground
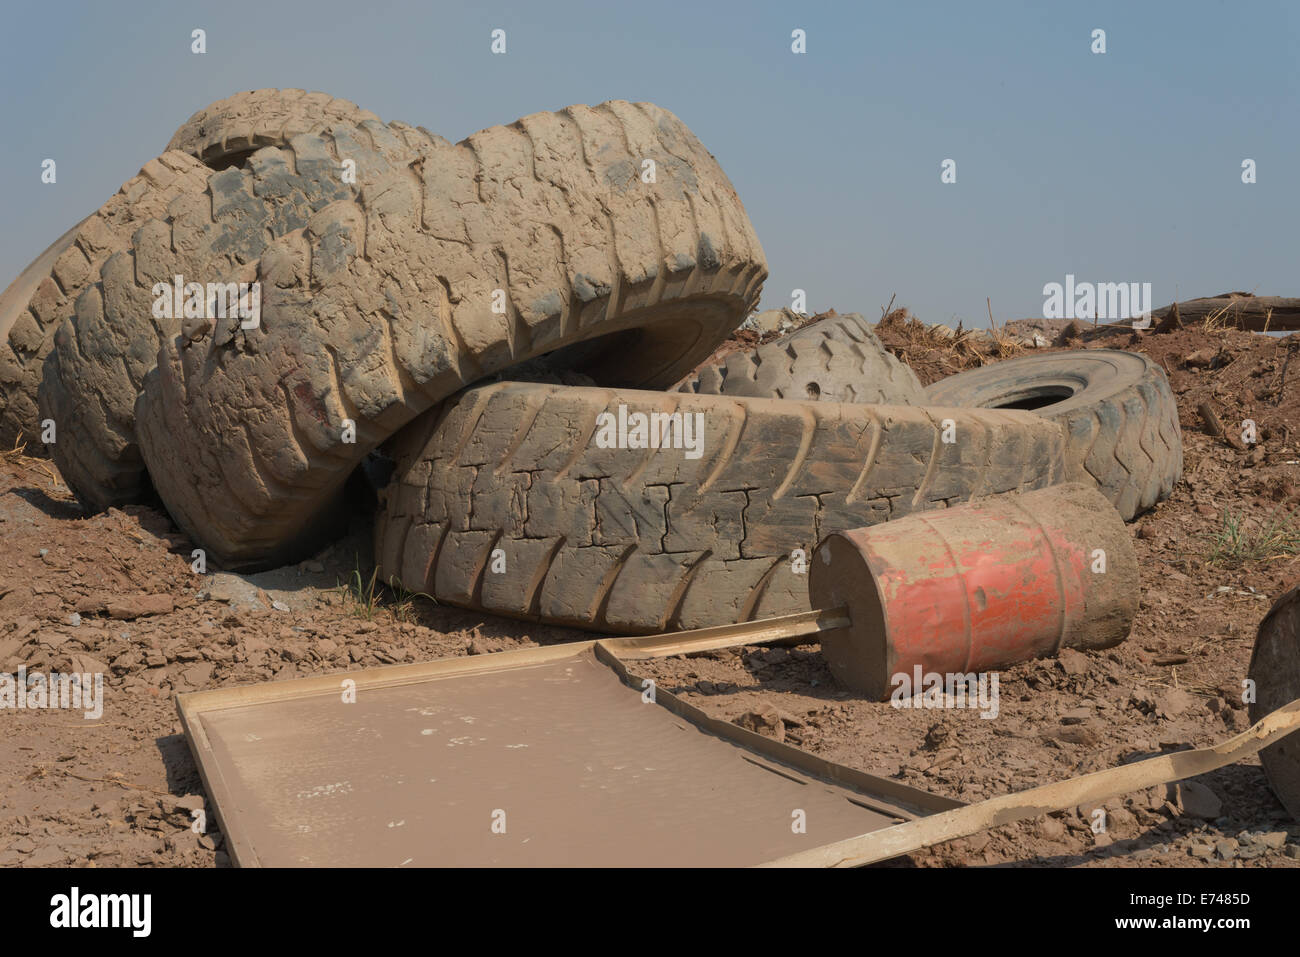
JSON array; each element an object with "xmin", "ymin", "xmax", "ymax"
[{"xmin": 184, "ymin": 645, "xmax": 909, "ymax": 866}]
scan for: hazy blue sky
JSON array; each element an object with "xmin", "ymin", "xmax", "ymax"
[{"xmin": 2, "ymin": 0, "xmax": 1296, "ymax": 326}]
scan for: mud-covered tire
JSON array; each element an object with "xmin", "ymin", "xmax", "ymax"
[
  {"xmin": 1248, "ymin": 585, "xmax": 1300, "ymax": 819},
  {"xmin": 135, "ymin": 101, "xmax": 767, "ymax": 569},
  {"xmin": 372, "ymin": 381, "xmax": 1068, "ymax": 633},
  {"xmin": 0, "ymin": 153, "xmax": 214, "ymax": 451},
  {"xmin": 41, "ymin": 122, "xmax": 424, "ymax": 511},
  {"xmin": 167, "ymin": 88, "xmax": 384, "ymax": 169},
  {"xmin": 674, "ymin": 313, "xmax": 925, "ymax": 404},
  {"xmin": 923, "ymin": 350, "xmax": 1181, "ymax": 520}
]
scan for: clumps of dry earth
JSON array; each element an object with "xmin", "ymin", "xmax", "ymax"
[{"xmin": 3, "ymin": 313, "xmax": 1300, "ymax": 867}]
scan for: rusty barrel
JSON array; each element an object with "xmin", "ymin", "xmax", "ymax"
[
  {"xmin": 1250, "ymin": 586, "xmax": 1300, "ymax": 818},
  {"xmin": 807, "ymin": 482, "xmax": 1138, "ymax": 699}
]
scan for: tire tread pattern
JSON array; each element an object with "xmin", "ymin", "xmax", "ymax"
[
  {"xmin": 674, "ymin": 313, "xmax": 926, "ymax": 405},
  {"xmin": 373, "ymin": 381, "xmax": 1067, "ymax": 633},
  {"xmin": 136, "ymin": 101, "xmax": 768, "ymax": 567}
]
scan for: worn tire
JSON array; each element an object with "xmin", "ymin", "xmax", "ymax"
[
  {"xmin": 0, "ymin": 153, "xmax": 214, "ymax": 451},
  {"xmin": 167, "ymin": 88, "xmax": 384, "ymax": 169},
  {"xmin": 674, "ymin": 313, "xmax": 925, "ymax": 404},
  {"xmin": 1248, "ymin": 585, "xmax": 1300, "ymax": 819},
  {"xmin": 42, "ymin": 122, "xmax": 424, "ymax": 511},
  {"xmin": 372, "ymin": 381, "xmax": 1067, "ymax": 633},
  {"xmin": 135, "ymin": 101, "xmax": 767, "ymax": 568},
  {"xmin": 924, "ymin": 350, "xmax": 1181, "ymax": 520}
]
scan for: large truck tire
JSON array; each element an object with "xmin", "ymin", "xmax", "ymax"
[
  {"xmin": 924, "ymin": 350, "xmax": 1181, "ymax": 520},
  {"xmin": 1249, "ymin": 585, "xmax": 1300, "ymax": 820},
  {"xmin": 0, "ymin": 153, "xmax": 213, "ymax": 451},
  {"xmin": 41, "ymin": 121, "xmax": 423, "ymax": 510},
  {"xmin": 135, "ymin": 101, "xmax": 768, "ymax": 568},
  {"xmin": 372, "ymin": 380, "xmax": 1068, "ymax": 633},
  {"xmin": 674, "ymin": 312, "xmax": 925, "ymax": 404},
  {"xmin": 167, "ymin": 88, "xmax": 384, "ymax": 169}
]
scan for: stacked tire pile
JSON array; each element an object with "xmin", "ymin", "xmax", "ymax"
[{"xmin": 0, "ymin": 89, "xmax": 1183, "ymax": 636}]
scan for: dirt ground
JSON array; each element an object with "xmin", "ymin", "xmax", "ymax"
[{"xmin": 3, "ymin": 312, "xmax": 1300, "ymax": 868}]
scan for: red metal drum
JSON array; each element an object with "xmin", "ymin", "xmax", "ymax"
[{"xmin": 808, "ymin": 483, "xmax": 1138, "ymax": 699}]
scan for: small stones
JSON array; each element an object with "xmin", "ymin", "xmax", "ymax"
[
  {"xmin": 1060, "ymin": 706, "xmax": 1093, "ymax": 725},
  {"xmin": 1171, "ymin": 781, "xmax": 1222, "ymax": 821},
  {"xmin": 1047, "ymin": 724, "xmax": 1100, "ymax": 747},
  {"xmin": 172, "ymin": 794, "xmax": 206, "ymax": 814},
  {"xmin": 1036, "ymin": 817, "xmax": 1066, "ymax": 841},
  {"xmin": 181, "ymin": 314, "xmax": 213, "ymax": 343},
  {"xmin": 1251, "ymin": 830, "xmax": 1287, "ymax": 850},
  {"xmin": 180, "ymin": 662, "xmax": 214, "ymax": 688},
  {"xmin": 1056, "ymin": 649, "xmax": 1090, "ymax": 676},
  {"xmin": 734, "ymin": 702, "xmax": 785, "ymax": 742},
  {"xmin": 106, "ymin": 594, "xmax": 174, "ymax": 620},
  {"xmin": 467, "ymin": 636, "xmax": 507, "ymax": 656},
  {"xmin": 25, "ymin": 845, "xmax": 68, "ymax": 867}
]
